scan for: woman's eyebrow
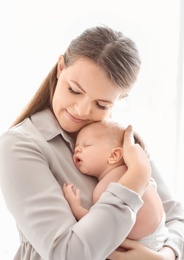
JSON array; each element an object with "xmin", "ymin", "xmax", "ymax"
[{"xmin": 98, "ymin": 99, "xmax": 113, "ymax": 104}]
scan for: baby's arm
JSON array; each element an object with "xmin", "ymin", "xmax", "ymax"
[{"xmin": 63, "ymin": 183, "xmax": 89, "ymax": 220}]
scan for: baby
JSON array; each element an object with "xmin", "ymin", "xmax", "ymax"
[{"xmin": 63, "ymin": 120, "xmax": 169, "ymax": 251}]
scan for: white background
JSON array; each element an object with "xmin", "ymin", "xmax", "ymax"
[{"xmin": 0, "ymin": 0, "xmax": 183, "ymax": 259}]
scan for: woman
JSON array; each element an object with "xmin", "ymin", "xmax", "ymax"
[{"xmin": 0, "ymin": 25, "xmax": 183, "ymax": 260}]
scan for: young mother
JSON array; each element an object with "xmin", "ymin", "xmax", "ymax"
[{"xmin": 0, "ymin": 25, "xmax": 183, "ymax": 260}]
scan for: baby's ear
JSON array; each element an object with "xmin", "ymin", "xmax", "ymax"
[{"xmin": 108, "ymin": 147, "xmax": 124, "ymax": 164}]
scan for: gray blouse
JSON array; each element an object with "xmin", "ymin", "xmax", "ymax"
[{"xmin": 0, "ymin": 109, "xmax": 184, "ymax": 260}]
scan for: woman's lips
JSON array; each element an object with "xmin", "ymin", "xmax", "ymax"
[{"xmin": 66, "ymin": 110, "xmax": 87, "ymax": 124}]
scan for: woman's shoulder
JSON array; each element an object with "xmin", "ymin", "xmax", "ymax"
[
  {"xmin": 0, "ymin": 118, "xmax": 45, "ymax": 160},
  {"xmin": 0, "ymin": 109, "xmax": 61, "ymax": 144},
  {"xmin": 0, "ymin": 117, "xmax": 41, "ymax": 144}
]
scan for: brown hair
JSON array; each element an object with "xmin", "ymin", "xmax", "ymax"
[{"xmin": 11, "ymin": 25, "xmax": 141, "ymax": 127}]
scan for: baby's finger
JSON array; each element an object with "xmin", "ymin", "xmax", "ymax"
[
  {"xmin": 75, "ymin": 188, "xmax": 81, "ymax": 200},
  {"xmin": 63, "ymin": 183, "xmax": 67, "ymax": 193},
  {"xmin": 63, "ymin": 183, "xmax": 74, "ymax": 194}
]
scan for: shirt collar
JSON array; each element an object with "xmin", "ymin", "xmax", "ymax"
[{"xmin": 31, "ymin": 109, "xmax": 74, "ymax": 148}]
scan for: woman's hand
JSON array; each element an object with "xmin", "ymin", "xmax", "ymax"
[
  {"xmin": 108, "ymin": 239, "xmax": 176, "ymax": 260},
  {"xmin": 118, "ymin": 125, "xmax": 151, "ymax": 196}
]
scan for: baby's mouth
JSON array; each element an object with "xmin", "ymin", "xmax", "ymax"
[{"xmin": 75, "ymin": 156, "xmax": 82, "ymax": 165}]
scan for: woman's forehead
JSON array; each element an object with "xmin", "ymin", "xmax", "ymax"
[{"xmin": 65, "ymin": 58, "xmax": 122, "ymax": 100}]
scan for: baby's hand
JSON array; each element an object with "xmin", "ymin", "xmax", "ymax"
[
  {"xmin": 63, "ymin": 183, "xmax": 82, "ymax": 208},
  {"xmin": 63, "ymin": 183, "xmax": 88, "ymax": 220}
]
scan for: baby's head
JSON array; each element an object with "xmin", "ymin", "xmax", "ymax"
[
  {"xmin": 74, "ymin": 120, "xmax": 145, "ymax": 177},
  {"xmin": 77, "ymin": 120, "xmax": 125, "ymax": 149},
  {"xmin": 85, "ymin": 120, "xmax": 145, "ymax": 148},
  {"xmin": 95, "ymin": 120, "xmax": 124, "ymax": 146},
  {"xmin": 73, "ymin": 120, "xmax": 127, "ymax": 177}
]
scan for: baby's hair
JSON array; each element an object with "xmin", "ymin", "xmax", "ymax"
[
  {"xmin": 93, "ymin": 120, "xmax": 125, "ymax": 148},
  {"xmin": 84, "ymin": 120, "xmax": 145, "ymax": 150}
]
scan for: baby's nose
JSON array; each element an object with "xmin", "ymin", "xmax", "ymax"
[{"xmin": 74, "ymin": 146, "xmax": 82, "ymax": 153}]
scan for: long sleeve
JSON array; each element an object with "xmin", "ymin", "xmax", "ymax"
[
  {"xmin": 0, "ymin": 118, "xmax": 143, "ymax": 260},
  {"xmin": 150, "ymin": 160, "xmax": 184, "ymax": 260}
]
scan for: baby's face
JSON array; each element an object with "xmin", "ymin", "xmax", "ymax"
[{"xmin": 73, "ymin": 125, "xmax": 111, "ymax": 177}]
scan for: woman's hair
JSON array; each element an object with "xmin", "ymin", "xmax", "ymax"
[{"xmin": 11, "ymin": 25, "xmax": 141, "ymax": 127}]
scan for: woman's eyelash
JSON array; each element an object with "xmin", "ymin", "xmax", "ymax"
[
  {"xmin": 68, "ymin": 87, "xmax": 81, "ymax": 95},
  {"xmin": 69, "ymin": 87, "xmax": 108, "ymax": 110},
  {"xmin": 96, "ymin": 102, "xmax": 108, "ymax": 110}
]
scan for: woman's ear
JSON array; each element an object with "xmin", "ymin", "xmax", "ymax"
[
  {"xmin": 108, "ymin": 147, "xmax": 124, "ymax": 164},
  {"xmin": 57, "ymin": 55, "xmax": 65, "ymax": 79}
]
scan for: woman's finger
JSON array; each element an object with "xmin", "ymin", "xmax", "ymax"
[
  {"xmin": 107, "ymin": 250, "xmax": 125, "ymax": 260},
  {"xmin": 123, "ymin": 125, "xmax": 134, "ymax": 147},
  {"xmin": 120, "ymin": 238, "xmax": 139, "ymax": 249}
]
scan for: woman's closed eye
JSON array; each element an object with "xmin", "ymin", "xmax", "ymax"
[
  {"xmin": 68, "ymin": 86, "xmax": 81, "ymax": 95},
  {"xmin": 96, "ymin": 102, "xmax": 109, "ymax": 110},
  {"xmin": 69, "ymin": 86, "xmax": 110, "ymax": 110}
]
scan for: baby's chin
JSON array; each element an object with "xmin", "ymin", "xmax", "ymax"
[{"xmin": 78, "ymin": 168, "xmax": 91, "ymax": 176}]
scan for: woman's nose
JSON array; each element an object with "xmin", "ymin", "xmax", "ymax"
[{"xmin": 74, "ymin": 99, "xmax": 91, "ymax": 116}]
